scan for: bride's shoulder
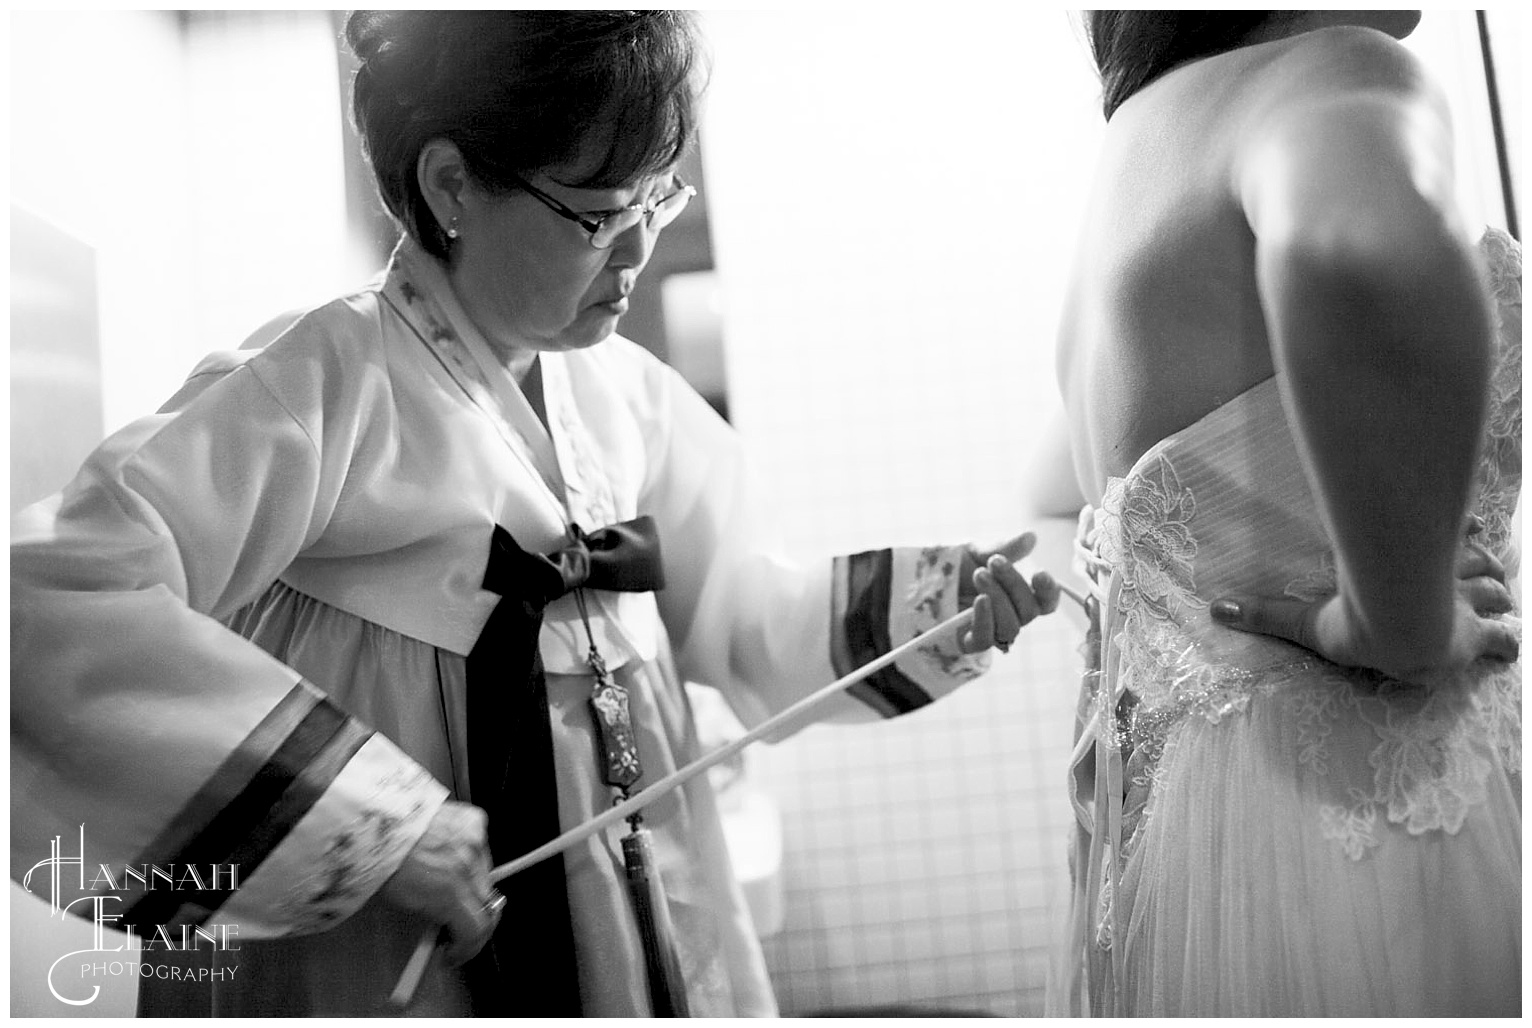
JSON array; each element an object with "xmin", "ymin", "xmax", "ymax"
[
  {"xmin": 1229, "ymin": 26, "xmax": 1448, "ymax": 205},
  {"xmin": 1252, "ymin": 25, "xmax": 1434, "ymax": 110}
]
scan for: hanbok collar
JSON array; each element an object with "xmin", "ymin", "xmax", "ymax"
[
  {"xmin": 376, "ymin": 240, "xmax": 579, "ymax": 523},
  {"xmin": 379, "ymin": 239, "xmax": 620, "ymax": 533}
]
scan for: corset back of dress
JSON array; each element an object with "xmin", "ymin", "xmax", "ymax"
[{"xmin": 1090, "ymin": 380, "xmax": 1336, "ymax": 712}]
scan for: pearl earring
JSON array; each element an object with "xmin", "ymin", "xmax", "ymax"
[{"xmin": 446, "ymin": 217, "xmax": 460, "ymax": 240}]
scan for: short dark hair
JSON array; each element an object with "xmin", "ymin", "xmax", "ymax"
[
  {"xmin": 345, "ymin": 11, "xmax": 704, "ymax": 258},
  {"xmin": 1085, "ymin": 11, "xmax": 1277, "ymax": 120}
]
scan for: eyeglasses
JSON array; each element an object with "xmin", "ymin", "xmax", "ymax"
[{"xmin": 509, "ymin": 173, "xmax": 696, "ymax": 249}]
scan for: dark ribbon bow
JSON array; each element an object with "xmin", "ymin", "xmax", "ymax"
[{"xmin": 462, "ymin": 515, "xmax": 664, "ymax": 1015}]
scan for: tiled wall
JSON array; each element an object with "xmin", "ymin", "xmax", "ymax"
[{"xmin": 697, "ymin": 10, "xmax": 1104, "ymax": 1014}]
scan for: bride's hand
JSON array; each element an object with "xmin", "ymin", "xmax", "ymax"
[{"xmin": 1210, "ymin": 529, "xmax": 1520, "ymax": 686}]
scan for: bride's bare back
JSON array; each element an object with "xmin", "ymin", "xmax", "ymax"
[
  {"xmin": 1059, "ymin": 11, "xmax": 1507, "ymax": 682},
  {"xmin": 1059, "ymin": 21, "xmax": 1445, "ymax": 503}
]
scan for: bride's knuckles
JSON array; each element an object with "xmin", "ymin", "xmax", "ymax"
[
  {"xmin": 1456, "ymin": 542, "xmax": 1505, "ymax": 583},
  {"xmin": 1479, "ymin": 620, "xmax": 1520, "ymax": 664},
  {"xmin": 1463, "ymin": 577, "xmax": 1515, "ymax": 616}
]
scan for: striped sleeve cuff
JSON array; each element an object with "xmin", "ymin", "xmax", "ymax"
[
  {"xmin": 832, "ymin": 545, "xmax": 990, "ymax": 718},
  {"xmin": 121, "ymin": 681, "xmax": 447, "ymax": 937}
]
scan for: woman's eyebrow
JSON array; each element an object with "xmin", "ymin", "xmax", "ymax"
[
  {"xmin": 572, "ymin": 182, "xmax": 672, "ymax": 217},
  {"xmin": 543, "ymin": 180, "xmax": 638, "ymax": 214}
]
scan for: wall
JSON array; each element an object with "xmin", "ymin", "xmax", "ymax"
[
  {"xmin": 8, "ymin": 10, "xmax": 357, "ymax": 1015},
  {"xmin": 698, "ymin": 10, "xmax": 1103, "ymax": 1014},
  {"xmin": 10, "ymin": 10, "xmax": 366, "ymax": 441}
]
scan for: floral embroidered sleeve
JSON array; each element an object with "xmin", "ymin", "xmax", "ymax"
[
  {"xmin": 12, "ymin": 334, "xmax": 447, "ymax": 939},
  {"xmin": 831, "ymin": 546, "xmax": 989, "ymax": 715}
]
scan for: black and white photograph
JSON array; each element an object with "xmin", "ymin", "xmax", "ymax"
[{"xmin": 9, "ymin": 9, "xmax": 1522, "ymax": 1018}]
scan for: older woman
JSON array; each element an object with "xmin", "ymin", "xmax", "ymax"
[{"xmin": 11, "ymin": 11, "xmax": 1058, "ymax": 1017}]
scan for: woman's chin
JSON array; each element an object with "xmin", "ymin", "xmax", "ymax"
[{"xmin": 561, "ymin": 311, "xmax": 622, "ymax": 348}]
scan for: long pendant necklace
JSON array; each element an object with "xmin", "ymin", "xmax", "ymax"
[{"xmin": 572, "ymin": 587, "xmax": 691, "ymax": 1018}]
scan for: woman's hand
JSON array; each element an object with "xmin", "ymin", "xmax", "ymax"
[
  {"xmin": 958, "ymin": 532, "xmax": 1063, "ymax": 654},
  {"xmin": 377, "ymin": 801, "xmax": 504, "ymax": 965},
  {"xmin": 1210, "ymin": 527, "xmax": 1520, "ymax": 686}
]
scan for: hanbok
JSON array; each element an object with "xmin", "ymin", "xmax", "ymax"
[{"xmin": 12, "ymin": 239, "xmax": 992, "ymax": 1015}]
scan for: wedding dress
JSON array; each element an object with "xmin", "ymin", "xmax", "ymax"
[{"xmin": 1053, "ymin": 229, "xmax": 1521, "ymax": 1016}]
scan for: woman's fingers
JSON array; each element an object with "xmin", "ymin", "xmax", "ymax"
[
  {"xmin": 442, "ymin": 834, "xmax": 499, "ymax": 965},
  {"xmin": 1462, "ymin": 576, "xmax": 1515, "ymax": 616},
  {"xmin": 1213, "ymin": 588, "xmax": 1520, "ymax": 683},
  {"xmin": 977, "ymin": 563, "xmax": 1027, "ymax": 644},
  {"xmin": 960, "ymin": 593, "xmax": 996, "ymax": 653},
  {"xmin": 990, "ymin": 531, "xmax": 1038, "ymax": 564},
  {"xmin": 1477, "ymin": 618, "xmax": 1521, "ymax": 664},
  {"xmin": 380, "ymin": 801, "xmax": 501, "ymax": 965},
  {"xmin": 442, "ymin": 888, "xmax": 505, "ymax": 965},
  {"xmin": 963, "ymin": 552, "xmax": 1063, "ymax": 654},
  {"xmin": 1210, "ymin": 595, "xmax": 1319, "ymax": 652},
  {"xmin": 1457, "ymin": 540, "xmax": 1505, "ymax": 583},
  {"xmin": 1032, "ymin": 571, "xmax": 1063, "ymax": 616}
]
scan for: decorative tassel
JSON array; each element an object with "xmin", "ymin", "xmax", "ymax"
[{"xmin": 621, "ymin": 819, "xmax": 690, "ymax": 1017}]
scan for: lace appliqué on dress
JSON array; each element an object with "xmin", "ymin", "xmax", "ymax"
[
  {"xmin": 1476, "ymin": 227, "xmax": 1522, "ymax": 575},
  {"xmin": 1098, "ymin": 435, "xmax": 1520, "ymax": 862},
  {"xmin": 1098, "ymin": 457, "xmax": 1216, "ymax": 713},
  {"xmin": 1096, "ymin": 457, "xmax": 1272, "ymax": 856},
  {"xmin": 1319, "ymin": 786, "xmax": 1380, "ymax": 860}
]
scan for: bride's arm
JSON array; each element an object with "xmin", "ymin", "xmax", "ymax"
[{"xmin": 1226, "ymin": 30, "xmax": 1513, "ymax": 681}]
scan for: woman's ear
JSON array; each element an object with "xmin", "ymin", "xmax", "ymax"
[{"xmin": 417, "ymin": 138, "xmax": 470, "ymax": 239}]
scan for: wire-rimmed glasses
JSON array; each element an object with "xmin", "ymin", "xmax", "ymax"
[{"xmin": 509, "ymin": 173, "xmax": 696, "ymax": 249}]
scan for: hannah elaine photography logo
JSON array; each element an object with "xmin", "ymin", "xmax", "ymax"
[{"xmin": 22, "ymin": 827, "xmax": 242, "ymax": 1006}]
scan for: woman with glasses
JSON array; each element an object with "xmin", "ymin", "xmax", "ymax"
[
  {"xmin": 11, "ymin": 11, "xmax": 1059, "ymax": 1017},
  {"xmin": 1051, "ymin": 10, "xmax": 1519, "ymax": 1016}
]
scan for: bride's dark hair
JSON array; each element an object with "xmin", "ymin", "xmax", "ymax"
[{"xmin": 1085, "ymin": 11, "xmax": 1278, "ymax": 120}]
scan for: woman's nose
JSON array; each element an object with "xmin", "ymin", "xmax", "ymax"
[{"xmin": 605, "ymin": 218, "xmax": 659, "ymax": 273}]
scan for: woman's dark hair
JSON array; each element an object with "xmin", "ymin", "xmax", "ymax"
[
  {"xmin": 1085, "ymin": 11, "xmax": 1280, "ymax": 120},
  {"xmin": 345, "ymin": 11, "xmax": 704, "ymax": 258}
]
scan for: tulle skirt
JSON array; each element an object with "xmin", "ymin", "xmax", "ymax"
[{"xmin": 1100, "ymin": 674, "xmax": 1520, "ymax": 1016}]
